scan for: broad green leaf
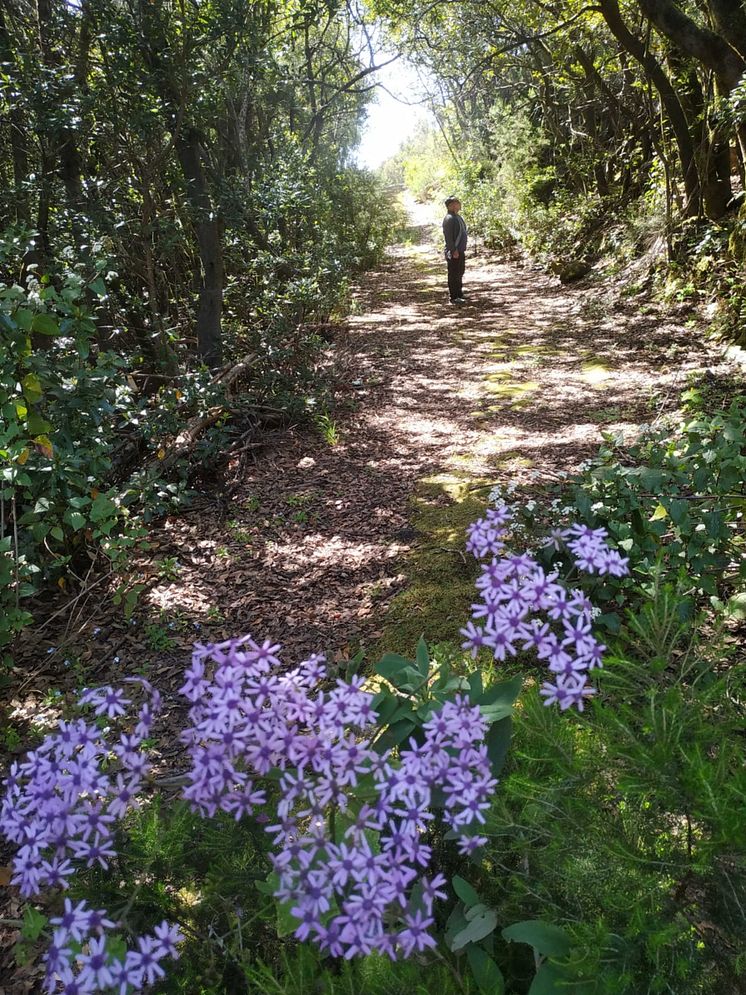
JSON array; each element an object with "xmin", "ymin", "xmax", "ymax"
[
  {"xmin": 14, "ymin": 308, "xmax": 33, "ymax": 330},
  {"xmin": 27, "ymin": 412, "xmax": 52, "ymax": 436},
  {"xmin": 502, "ymin": 920, "xmax": 572, "ymax": 957},
  {"xmin": 452, "ymin": 875, "xmax": 480, "ymax": 909},
  {"xmin": 373, "ymin": 718, "xmax": 416, "ymax": 753},
  {"xmin": 479, "ymin": 675, "xmax": 522, "ymax": 708},
  {"xmin": 450, "ymin": 906, "xmax": 498, "ymax": 951},
  {"xmin": 467, "ymin": 944, "xmax": 505, "ymax": 995},
  {"xmin": 21, "ymin": 374, "xmax": 43, "ymax": 404},
  {"xmin": 485, "ymin": 716, "xmax": 512, "ymax": 777},
  {"xmin": 468, "ymin": 669, "xmax": 483, "ymax": 699},
  {"xmin": 725, "ymin": 592, "xmax": 746, "ymax": 620},
  {"xmin": 649, "ymin": 503, "xmax": 667, "ymax": 522},
  {"xmin": 528, "ymin": 962, "xmax": 571, "ymax": 995},
  {"xmin": 64, "ymin": 510, "xmax": 86, "ymax": 531},
  {"xmin": 31, "ymin": 313, "xmax": 59, "ymax": 335},
  {"xmin": 90, "ymin": 493, "xmax": 117, "ymax": 522},
  {"xmin": 376, "ymin": 653, "xmax": 424, "ymax": 692},
  {"xmin": 444, "ymin": 905, "xmax": 469, "ymax": 950}
]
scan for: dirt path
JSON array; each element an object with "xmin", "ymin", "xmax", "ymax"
[
  {"xmin": 111, "ymin": 202, "xmax": 729, "ymax": 670},
  {"xmin": 13, "ymin": 203, "xmax": 734, "ymax": 695}
]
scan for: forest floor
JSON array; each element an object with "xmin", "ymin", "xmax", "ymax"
[{"xmin": 10, "ymin": 200, "xmax": 736, "ymax": 710}]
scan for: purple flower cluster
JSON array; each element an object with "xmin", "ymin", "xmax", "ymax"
[
  {"xmin": 0, "ymin": 679, "xmax": 160, "ymax": 897},
  {"xmin": 44, "ymin": 899, "xmax": 181, "ymax": 993},
  {"xmin": 179, "ymin": 638, "xmax": 495, "ymax": 958},
  {"xmin": 0, "ymin": 680, "xmax": 183, "ymax": 992},
  {"xmin": 463, "ymin": 505, "xmax": 628, "ymax": 711}
]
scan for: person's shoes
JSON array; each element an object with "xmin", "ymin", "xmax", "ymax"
[{"xmin": 450, "ymin": 297, "xmax": 465, "ymax": 304}]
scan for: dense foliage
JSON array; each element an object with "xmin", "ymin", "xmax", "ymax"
[{"xmin": 0, "ymin": 0, "xmax": 397, "ymax": 654}]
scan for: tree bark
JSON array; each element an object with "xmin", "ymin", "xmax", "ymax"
[
  {"xmin": 138, "ymin": 0, "xmax": 224, "ymax": 368},
  {"xmin": 174, "ymin": 128, "xmax": 224, "ymax": 369},
  {"xmin": 637, "ymin": 0, "xmax": 745, "ymax": 90},
  {"xmin": 598, "ymin": 0, "xmax": 702, "ymax": 214}
]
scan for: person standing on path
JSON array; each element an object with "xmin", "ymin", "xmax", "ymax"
[{"xmin": 443, "ymin": 196, "xmax": 468, "ymax": 304}]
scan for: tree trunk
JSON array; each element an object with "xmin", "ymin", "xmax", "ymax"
[
  {"xmin": 139, "ymin": 0, "xmax": 224, "ymax": 369},
  {"xmin": 637, "ymin": 0, "xmax": 745, "ymax": 90},
  {"xmin": 598, "ymin": 0, "xmax": 702, "ymax": 214},
  {"xmin": 174, "ymin": 128, "xmax": 224, "ymax": 369}
]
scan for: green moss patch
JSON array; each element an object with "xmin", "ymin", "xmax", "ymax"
[{"xmin": 374, "ymin": 473, "xmax": 489, "ymax": 657}]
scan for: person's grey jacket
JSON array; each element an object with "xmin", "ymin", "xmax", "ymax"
[{"xmin": 443, "ymin": 212, "xmax": 468, "ymax": 254}]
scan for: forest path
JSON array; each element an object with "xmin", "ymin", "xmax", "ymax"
[{"xmin": 132, "ymin": 201, "xmax": 728, "ymax": 669}]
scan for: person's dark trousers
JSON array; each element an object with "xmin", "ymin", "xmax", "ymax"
[{"xmin": 447, "ymin": 252, "xmax": 466, "ymax": 300}]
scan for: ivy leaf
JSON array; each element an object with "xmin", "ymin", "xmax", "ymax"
[{"xmin": 64, "ymin": 510, "xmax": 86, "ymax": 531}]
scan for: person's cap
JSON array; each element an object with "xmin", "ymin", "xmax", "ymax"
[{"xmin": 444, "ymin": 196, "xmax": 460, "ymax": 206}]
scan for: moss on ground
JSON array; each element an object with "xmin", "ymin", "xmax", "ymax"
[{"xmin": 374, "ymin": 472, "xmax": 490, "ymax": 657}]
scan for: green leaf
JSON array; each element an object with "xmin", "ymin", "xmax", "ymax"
[
  {"xmin": 415, "ymin": 636, "xmax": 430, "ymax": 678},
  {"xmin": 14, "ymin": 308, "xmax": 33, "ymax": 330},
  {"xmin": 255, "ymin": 871, "xmax": 279, "ymax": 895},
  {"xmin": 502, "ymin": 920, "xmax": 572, "ymax": 957},
  {"xmin": 276, "ymin": 900, "xmax": 298, "ymax": 938},
  {"xmin": 27, "ymin": 412, "xmax": 52, "ymax": 436},
  {"xmin": 467, "ymin": 945, "xmax": 505, "ymax": 995},
  {"xmin": 64, "ymin": 510, "xmax": 86, "ymax": 531},
  {"xmin": 444, "ymin": 905, "xmax": 469, "ymax": 950},
  {"xmin": 21, "ymin": 373, "xmax": 43, "ymax": 404},
  {"xmin": 485, "ymin": 716, "xmax": 512, "ymax": 777},
  {"xmin": 450, "ymin": 905, "xmax": 498, "ymax": 951},
  {"xmin": 467, "ymin": 669, "xmax": 483, "ymax": 700},
  {"xmin": 31, "ymin": 313, "xmax": 60, "ymax": 336},
  {"xmin": 373, "ymin": 718, "xmax": 416, "ymax": 753},
  {"xmin": 528, "ymin": 962, "xmax": 568, "ymax": 995},
  {"xmin": 479, "ymin": 675, "xmax": 522, "ymax": 723},
  {"xmin": 725, "ymin": 592, "xmax": 746, "ymax": 620},
  {"xmin": 649, "ymin": 503, "xmax": 668, "ymax": 522},
  {"xmin": 21, "ymin": 906, "xmax": 47, "ymax": 941},
  {"xmin": 375, "ymin": 653, "xmax": 424, "ymax": 692},
  {"xmin": 452, "ymin": 875, "xmax": 480, "ymax": 909},
  {"xmin": 89, "ymin": 493, "xmax": 118, "ymax": 522},
  {"xmin": 50, "ymin": 526, "xmax": 64, "ymax": 542},
  {"xmin": 668, "ymin": 499, "xmax": 689, "ymax": 526}
]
